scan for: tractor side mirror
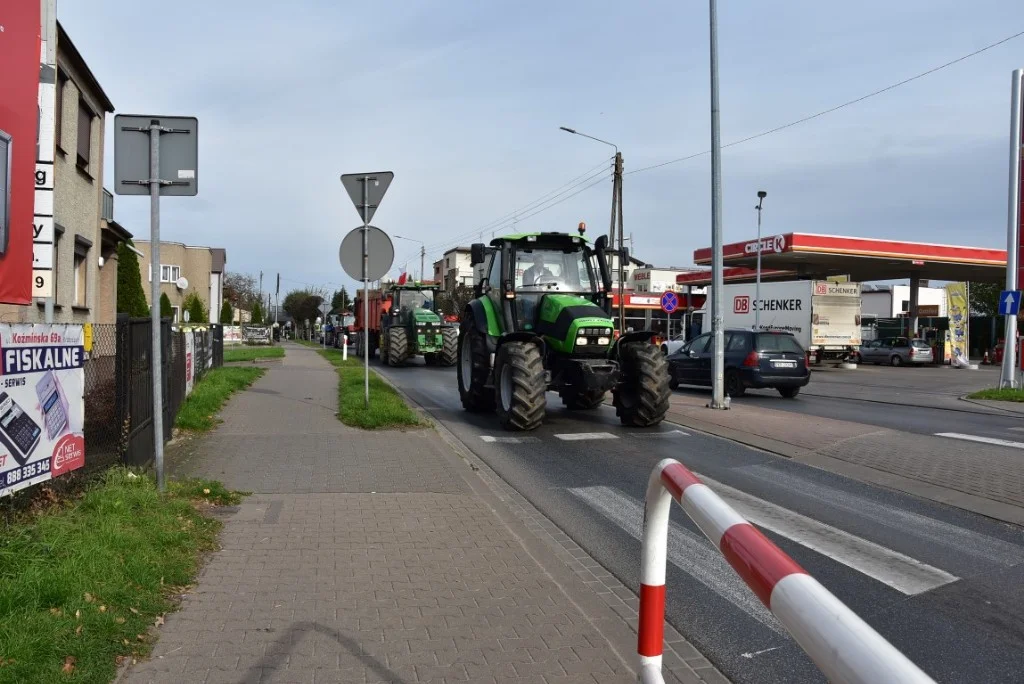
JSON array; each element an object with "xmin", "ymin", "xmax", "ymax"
[{"xmin": 470, "ymin": 243, "xmax": 487, "ymax": 266}]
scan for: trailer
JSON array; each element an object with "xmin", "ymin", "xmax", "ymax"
[{"xmin": 698, "ymin": 280, "xmax": 862, "ymax": 363}]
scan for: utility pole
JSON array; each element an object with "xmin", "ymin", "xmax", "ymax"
[
  {"xmin": 420, "ymin": 245, "xmax": 426, "ymax": 283},
  {"xmin": 259, "ymin": 271, "xmax": 263, "ymax": 309},
  {"xmin": 616, "ymin": 153, "xmax": 625, "ymax": 332},
  {"xmin": 275, "ymin": 273, "xmax": 280, "ymax": 325},
  {"xmin": 1001, "ymin": 68, "xmax": 1023, "ymax": 388},
  {"xmin": 609, "ymin": 155, "xmax": 619, "ymax": 246},
  {"xmin": 709, "ymin": 0, "xmax": 727, "ymax": 409},
  {"xmin": 754, "ymin": 190, "xmax": 767, "ymax": 333}
]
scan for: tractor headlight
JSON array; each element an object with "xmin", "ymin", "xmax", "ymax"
[
  {"xmin": 597, "ymin": 337, "xmax": 610, "ymax": 346},
  {"xmin": 576, "ymin": 336, "xmax": 589, "ymax": 346}
]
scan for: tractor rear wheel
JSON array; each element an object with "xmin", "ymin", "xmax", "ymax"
[
  {"xmin": 495, "ymin": 341, "xmax": 546, "ymax": 431},
  {"xmin": 559, "ymin": 388, "xmax": 606, "ymax": 410},
  {"xmin": 440, "ymin": 327, "xmax": 459, "ymax": 366},
  {"xmin": 387, "ymin": 327, "xmax": 408, "ymax": 367},
  {"xmin": 613, "ymin": 342, "xmax": 671, "ymax": 427},
  {"xmin": 457, "ymin": 319, "xmax": 495, "ymax": 412}
]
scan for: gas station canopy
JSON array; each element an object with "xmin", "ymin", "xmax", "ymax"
[{"xmin": 680, "ymin": 233, "xmax": 1007, "ymax": 286}]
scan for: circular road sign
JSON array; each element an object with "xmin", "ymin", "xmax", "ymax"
[
  {"xmin": 339, "ymin": 225, "xmax": 394, "ymax": 281},
  {"xmin": 660, "ymin": 291, "xmax": 679, "ymax": 314}
]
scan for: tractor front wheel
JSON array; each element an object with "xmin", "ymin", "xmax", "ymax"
[
  {"xmin": 457, "ymin": 320, "xmax": 495, "ymax": 412},
  {"xmin": 613, "ymin": 342, "xmax": 671, "ymax": 427},
  {"xmin": 559, "ymin": 388, "xmax": 606, "ymax": 410},
  {"xmin": 387, "ymin": 327, "xmax": 408, "ymax": 367},
  {"xmin": 495, "ymin": 341, "xmax": 546, "ymax": 431},
  {"xmin": 440, "ymin": 327, "xmax": 459, "ymax": 366}
]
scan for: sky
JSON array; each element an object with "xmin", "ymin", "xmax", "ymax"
[{"xmin": 58, "ymin": 0, "xmax": 1024, "ymax": 297}]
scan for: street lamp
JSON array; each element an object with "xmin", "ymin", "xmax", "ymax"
[
  {"xmin": 754, "ymin": 190, "xmax": 767, "ymax": 332},
  {"xmin": 394, "ymin": 235, "xmax": 426, "ymax": 282},
  {"xmin": 560, "ymin": 126, "xmax": 625, "ymax": 331}
]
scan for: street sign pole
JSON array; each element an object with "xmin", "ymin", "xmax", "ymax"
[
  {"xmin": 1001, "ymin": 69, "xmax": 1022, "ymax": 389},
  {"xmin": 148, "ymin": 122, "xmax": 165, "ymax": 492},
  {"xmin": 362, "ymin": 176, "xmax": 370, "ymax": 408},
  {"xmin": 709, "ymin": 0, "xmax": 726, "ymax": 409}
]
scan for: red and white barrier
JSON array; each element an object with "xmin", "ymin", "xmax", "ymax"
[{"xmin": 638, "ymin": 458, "xmax": 935, "ymax": 684}]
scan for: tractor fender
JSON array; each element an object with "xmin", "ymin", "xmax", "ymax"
[
  {"xmin": 463, "ymin": 300, "xmax": 489, "ymax": 336},
  {"xmin": 496, "ymin": 331, "xmax": 546, "ymax": 357},
  {"xmin": 611, "ymin": 330, "xmax": 656, "ymax": 358}
]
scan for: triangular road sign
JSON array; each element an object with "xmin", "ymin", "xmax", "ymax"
[{"xmin": 340, "ymin": 171, "xmax": 394, "ymax": 223}]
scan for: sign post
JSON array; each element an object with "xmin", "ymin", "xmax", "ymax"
[
  {"xmin": 1002, "ymin": 69, "xmax": 1023, "ymax": 389},
  {"xmin": 339, "ymin": 172, "xmax": 394, "ymax": 408},
  {"xmin": 115, "ymin": 115, "xmax": 198, "ymax": 491}
]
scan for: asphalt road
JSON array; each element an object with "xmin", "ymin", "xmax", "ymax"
[{"xmin": 374, "ymin": 358, "xmax": 1024, "ymax": 684}]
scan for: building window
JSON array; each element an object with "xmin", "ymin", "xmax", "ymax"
[
  {"xmin": 55, "ymin": 70, "xmax": 68, "ymax": 151},
  {"xmin": 148, "ymin": 264, "xmax": 181, "ymax": 283},
  {"xmin": 76, "ymin": 99, "xmax": 93, "ymax": 174},
  {"xmin": 73, "ymin": 236, "xmax": 91, "ymax": 308},
  {"xmin": 171, "ymin": 306, "xmax": 180, "ymax": 323}
]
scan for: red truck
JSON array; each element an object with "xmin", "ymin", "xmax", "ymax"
[{"xmin": 351, "ymin": 289, "xmax": 391, "ymax": 358}]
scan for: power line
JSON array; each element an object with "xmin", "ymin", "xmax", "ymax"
[{"xmin": 627, "ymin": 28, "xmax": 1024, "ymax": 176}]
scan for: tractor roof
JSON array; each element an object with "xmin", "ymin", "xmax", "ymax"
[{"xmin": 490, "ymin": 231, "xmax": 590, "ymax": 247}]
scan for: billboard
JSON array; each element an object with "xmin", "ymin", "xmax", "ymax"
[
  {"xmin": 33, "ymin": 0, "xmax": 58, "ymax": 299},
  {"xmin": 0, "ymin": 325, "xmax": 86, "ymax": 497},
  {"xmin": 0, "ymin": 1, "xmax": 41, "ymax": 304},
  {"xmin": 945, "ymin": 283, "xmax": 969, "ymax": 362}
]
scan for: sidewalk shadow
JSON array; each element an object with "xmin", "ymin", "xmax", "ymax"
[{"xmin": 239, "ymin": 621, "xmax": 406, "ymax": 684}]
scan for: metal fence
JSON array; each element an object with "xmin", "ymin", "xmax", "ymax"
[{"xmin": 84, "ymin": 316, "xmax": 225, "ymax": 469}]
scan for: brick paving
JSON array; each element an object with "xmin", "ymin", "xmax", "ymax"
[{"xmin": 124, "ymin": 344, "xmax": 722, "ymax": 683}]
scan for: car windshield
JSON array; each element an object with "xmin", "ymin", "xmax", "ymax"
[
  {"xmin": 515, "ymin": 247, "xmax": 593, "ymax": 293},
  {"xmin": 756, "ymin": 333, "xmax": 804, "ymax": 354}
]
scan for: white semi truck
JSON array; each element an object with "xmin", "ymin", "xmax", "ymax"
[{"xmin": 698, "ymin": 280, "xmax": 862, "ymax": 363}]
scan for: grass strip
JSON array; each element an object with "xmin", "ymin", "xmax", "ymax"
[
  {"xmin": 316, "ymin": 348, "xmax": 421, "ymax": 429},
  {"xmin": 174, "ymin": 366, "xmax": 265, "ymax": 432},
  {"xmin": 968, "ymin": 387, "xmax": 1024, "ymax": 402},
  {"xmin": 223, "ymin": 345, "xmax": 284, "ymax": 363},
  {"xmin": 0, "ymin": 469, "xmax": 245, "ymax": 683}
]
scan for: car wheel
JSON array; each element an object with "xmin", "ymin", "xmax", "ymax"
[
  {"xmin": 890, "ymin": 355, "xmax": 902, "ymax": 367},
  {"xmin": 669, "ymin": 375, "xmax": 679, "ymax": 391},
  {"xmin": 725, "ymin": 369, "xmax": 745, "ymax": 397},
  {"xmin": 778, "ymin": 387, "xmax": 800, "ymax": 399}
]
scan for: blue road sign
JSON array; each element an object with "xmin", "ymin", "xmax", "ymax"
[
  {"xmin": 660, "ymin": 291, "xmax": 679, "ymax": 313},
  {"xmin": 998, "ymin": 290, "xmax": 1022, "ymax": 316}
]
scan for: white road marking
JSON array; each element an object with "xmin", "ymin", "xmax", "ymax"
[
  {"xmin": 1009, "ymin": 427, "xmax": 1024, "ymax": 433},
  {"xmin": 555, "ymin": 432, "xmax": 619, "ymax": 441},
  {"xmin": 568, "ymin": 486, "xmax": 783, "ymax": 633},
  {"xmin": 936, "ymin": 432, "xmax": 1024, "ymax": 450},
  {"xmin": 741, "ymin": 647, "xmax": 782, "ymax": 659},
  {"xmin": 480, "ymin": 436, "xmax": 539, "ymax": 444},
  {"xmin": 743, "ymin": 465, "xmax": 1024, "ymax": 566},
  {"xmin": 634, "ymin": 429, "xmax": 690, "ymax": 438},
  {"xmin": 697, "ymin": 474, "xmax": 958, "ymax": 595}
]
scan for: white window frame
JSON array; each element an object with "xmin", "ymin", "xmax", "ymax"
[{"xmin": 148, "ymin": 264, "xmax": 182, "ymax": 283}]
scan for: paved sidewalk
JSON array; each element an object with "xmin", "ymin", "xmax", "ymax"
[
  {"xmin": 124, "ymin": 344, "xmax": 722, "ymax": 684},
  {"xmin": 663, "ymin": 393, "xmax": 1024, "ymax": 526}
]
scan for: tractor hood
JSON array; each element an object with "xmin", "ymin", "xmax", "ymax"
[
  {"xmin": 411, "ymin": 308, "xmax": 442, "ymax": 325},
  {"xmin": 535, "ymin": 294, "xmax": 614, "ymax": 353}
]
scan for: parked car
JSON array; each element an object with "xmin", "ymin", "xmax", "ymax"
[
  {"xmin": 666, "ymin": 329, "xmax": 810, "ymax": 398},
  {"xmin": 661, "ymin": 333, "xmax": 689, "ymax": 356},
  {"xmin": 853, "ymin": 337, "xmax": 933, "ymax": 366}
]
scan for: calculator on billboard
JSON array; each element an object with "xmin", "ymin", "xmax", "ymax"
[
  {"xmin": 35, "ymin": 370, "xmax": 70, "ymax": 440},
  {"xmin": 0, "ymin": 392, "xmax": 43, "ymax": 466}
]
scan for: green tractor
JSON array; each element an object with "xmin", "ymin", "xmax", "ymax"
[
  {"xmin": 456, "ymin": 229, "xmax": 671, "ymax": 430},
  {"xmin": 379, "ymin": 283, "xmax": 459, "ymax": 367}
]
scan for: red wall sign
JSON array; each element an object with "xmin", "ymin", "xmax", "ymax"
[{"xmin": 0, "ymin": 2, "xmax": 40, "ymax": 304}]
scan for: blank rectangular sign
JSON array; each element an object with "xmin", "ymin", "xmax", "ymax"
[{"xmin": 114, "ymin": 114, "xmax": 198, "ymax": 196}]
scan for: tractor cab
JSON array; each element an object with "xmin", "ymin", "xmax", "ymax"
[{"xmin": 386, "ymin": 284, "xmax": 440, "ymax": 327}]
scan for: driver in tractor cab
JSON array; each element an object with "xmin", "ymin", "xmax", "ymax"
[{"xmin": 522, "ymin": 253, "xmax": 556, "ymax": 286}]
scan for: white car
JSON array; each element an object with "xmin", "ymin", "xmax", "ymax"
[{"xmin": 661, "ymin": 333, "xmax": 688, "ymax": 356}]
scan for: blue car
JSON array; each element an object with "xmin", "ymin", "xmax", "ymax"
[{"xmin": 666, "ymin": 329, "xmax": 811, "ymax": 398}]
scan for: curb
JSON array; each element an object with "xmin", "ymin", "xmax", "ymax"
[
  {"xmin": 378, "ymin": 368, "xmax": 728, "ymax": 683},
  {"xmin": 957, "ymin": 393, "xmax": 1024, "ymax": 415}
]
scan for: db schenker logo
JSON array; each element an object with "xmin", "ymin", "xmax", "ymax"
[
  {"xmin": 734, "ymin": 296, "xmax": 751, "ymax": 314},
  {"xmin": 51, "ymin": 434, "xmax": 85, "ymax": 476}
]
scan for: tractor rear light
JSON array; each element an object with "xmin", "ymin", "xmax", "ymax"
[{"xmin": 743, "ymin": 351, "xmax": 760, "ymax": 368}]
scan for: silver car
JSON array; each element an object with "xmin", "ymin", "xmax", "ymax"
[{"xmin": 856, "ymin": 337, "xmax": 934, "ymax": 366}]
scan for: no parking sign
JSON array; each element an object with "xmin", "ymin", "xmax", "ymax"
[{"xmin": 660, "ymin": 291, "xmax": 679, "ymax": 314}]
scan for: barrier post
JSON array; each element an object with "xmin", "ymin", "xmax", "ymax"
[
  {"xmin": 342, "ymin": 335, "xmax": 348, "ymax": 361},
  {"xmin": 637, "ymin": 458, "xmax": 936, "ymax": 684}
]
